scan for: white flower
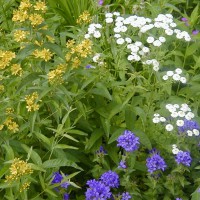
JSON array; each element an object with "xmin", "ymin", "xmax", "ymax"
[
  {"xmin": 84, "ymin": 34, "xmax": 90, "ymax": 39},
  {"xmin": 176, "ymin": 33, "xmax": 184, "ymax": 39},
  {"xmin": 178, "ymin": 111, "xmax": 185, "ymax": 117},
  {"xmin": 113, "ymin": 27, "xmax": 121, "ymax": 33},
  {"xmin": 167, "ymin": 71, "xmax": 174, "ymax": 76},
  {"xmin": 139, "ymin": 50, "xmax": 145, "ymax": 56},
  {"xmin": 166, "ymin": 14, "xmax": 173, "ymax": 19},
  {"xmin": 120, "ymin": 26, "xmax": 127, "ymax": 32},
  {"xmin": 125, "ymin": 37, "xmax": 132, "ymax": 43},
  {"xmin": 160, "ymin": 117, "xmax": 166, "ymax": 122},
  {"xmin": 93, "ymin": 54, "xmax": 100, "ymax": 62},
  {"xmin": 187, "ymin": 130, "xmax": 193, "ymax": 136},
  {"xmin": 153, "ymin": 40, "xmax": 162, "ymax": 47},
  {"xmin": 184, "ymin": 35, "xmax": 191, "ymax": 42},
  {"xmin": 134, "ymin": 41, "xmax": 143, "ymax": 47},
  {"xmin": 115, "ymin": 16, "xmax": 124, "ymax": 22},
  {"xmin": 115, "ymin": 21, "xmax": 123, "ymax": 27},
  {"xmin": 175, "ymin": 68, "xmax": 182, "ymax": 74},
  {"xmin": 153, "ymin": 66, "xmax": 159, "ymax": 71},
  {"xmin": 95, "ymin": 24, "xmax": 102, "ymax": 29},
  {"xmin": 172, "ymin": 74, "xmax": 181, "ymax": 81},
  {"xmin": 174, "ymin": 104, "xmax": 179, "ymax": 108},
  {"xmin": 106, "ymin": 17, "xmax": 113, "ymax": 23},
  {"xmin": 154, "ymin": 113, "xmax": 160, "ymax": 117},
  {"xmin": 171, "ymin": 112, "xmax": 178, "ymax": 118},
  {"xmin": 159, "ymin": 36, "xmax": 166, "ymax": 43},
  {"xmin": 88, "ymin": 27, "xmax": 95, "ymax": 34},
  {"xmin": 142, "ymin": 47, "xmax": 150, "ymax": 53},
  {"xmin": 152, "ymin": 59, "xmax": 159, "ymax": 67},
  {"xmin": 165, "ymin": 124, "xmax": 174, "ymax": 131},
  {"xmin": 127, "ymin": 55, "xmax": 134, "ymax": 61},
  {"xmin": 186, "ymin": 112, "xmax": 195, "ymax": 119},
  {"xmin": 174, "ymin": 29, "xmax": 181, "ymax": 34},
  {"xmin": 176, "ymin": 120, "xmax": 184, "ymax": 127},
  {"xmin": 172, "ymin": 144, "xmax": 177, "ymax": 148},
  {"xmin": 193, "ymin": 129, "xmax": 199, "ymax": 136},
  {"xmin": 145, "ymin": 60, "xmax": 152, "ymax": 65},
  {"xmin": 172, "ymin": 148, "xmax": 180, "ymax": 154},
  {"xmin": 147, "ymin": 36, "xmax": 154, "ymax": 43},
  {"xmin": 168, "ymin": 106, "xmax": 176, "ymax": 113},
  {"xmin": 181, "ymin": 104, "xmax": 190, "ymax": 112},
  {"xmin": 134, "ymin": 55, "xmax": 141, "ymax": 61},
  {"xmin": 166, "ymin": 104, "xmax": 173, "ymax": 109},
  {"xmin": 170, "ymin": 22, "xmax": 177, "ymax": 27},
  {"xmin": 105, "ymin": 13, "xmax": 113, "ymax": 18},
  {"xmin": 162, "ymin": 75, "xmax": 168, "ymax": 80},
  {"xmin": 165, "ymin": 29, "xmax": 173, "ymax": 35},
  {"xmin": 153, "ymin": 117, "xmax": 160, "ymax": 123},
  {"xmin": 93, "ymin": 31, "xmax": 101, "ymax": 38},
  {"xmin": 113, "ymin": 12, "xmax": 120, "ymax": 16},
  {"xmin": 116, "ymin": 38, "xmax": 125, "ymax": 45},
  {"xmin": 180, "ymin": 77, "xmax": 187, "ymax": 84},
  {"xmin": 114, "ymin": 34, "xmax": 121, "ymax": 38},
  {"xmin": 130, "ymin": 45, "xmax": 139, "ymax": 53}
]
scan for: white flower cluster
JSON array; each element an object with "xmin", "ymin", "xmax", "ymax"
[
  {"xmin": 142, "ymin": 59, "xmax": 160, "ymax": 71},
  {"xmin": 162, "ymin": 68, "xmax": 187, "ymax": 83},
  {"xmin": 92, "ymin": 53, "xmax": 104, "ymax": 65},
  {"xmin": 172, "ymin": 144, "xmax": 180, "ymax": 154},
  {"xmin": 146, "ymin": 36, "xmax": 166, "ymax": 47},
  {"xmin": 153, "ymin": 104, "xmax": 197, "ymax": 134},
  {"xmin": 85, "ymin": 23, "xmax": 102, "ymax": 39}
]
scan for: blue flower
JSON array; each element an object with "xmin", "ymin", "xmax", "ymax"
[
  {"xmin": 85, "ymin": 179, "xmax": 111, "ymax": 200},
  {"xmin": 175, "ymin": 151, "xmax": 192, "ymax": 167},
  {"xmin": 96, "ymin": 146, "xmax": 107, "ymax": 155},
  {"xmin": 100, "ymin": 170, "xmax": 120, "ymax": 188},
  {"xmin": 121, "ymin": 192, "xmax": 132, "ymax": 200},
  {"xmin": 118, "ymin": 160, "xmax": 127, "ymax": 169},
  {"xmin": 117, "ymin": 130, "xmax": 140, "ymax": 152},
  {"xmin": 178, "ymin": 119, "xmax": 199, "ymax": 133},
  {"xmin": 51, "ymin": 171, "xmax": 70, "ymax": 189},
  {"xmin": 63, "ymin": 193, "xmax": 70, "ymax": 200},
  {"xmin": 176, "ymin": 198, "xmax": 182, "ymax": 200},
  {"xmin": 146, "ymin": 149, "xmax": 167, "ymax": 173}
]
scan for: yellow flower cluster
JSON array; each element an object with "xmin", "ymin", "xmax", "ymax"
[
  {"xmin": 6, "ymin": 108, "xmax": 14, "ymax": 114},
  {"xmin": 0, "ymin": 84, "xmax": 4, "ymax": 92},
  {"xmin": 3, "ymin": 117, "xmax": 19, "ymax": 133},
  {"xmin": 5, "ymin": 158, "xmax": 33, "ymax": 183},
  {"xmin": 65, "ymin": 39, "xmax": 92, "ymax": 68},
  {"xmin": 13, "ymin": 30, "xmax": 28, "ymax": 42},
  {"xmin": 48, "ymin": 64, "xmax": 65, "ymax": 85},
  {"xmin": 20, "ymin": 181, "xmax": 31, "ymax": 192},
  {"xmin": 32, "ymin": 48, "xmax": 53, "ymax": 62},
  {"xmin": 11, "ymin": 64, "xmax": 23, "ymax": 76},
  {"xmin": 12, "ymin": 0, "xmax": 46, "ymax": 27},
  {"xmin": 76, "ymin": 11, "xmax": 91, "ymax": 24},
  {"xmin": 0, "ymin": 50, "xmax": 16, "ymax": 70},
  {"xmin": 25, "ymin": 92, "xmax": 40, "ymax": 112}
]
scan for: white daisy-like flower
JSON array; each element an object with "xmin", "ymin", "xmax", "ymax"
[
  {"xmin": 147, "ymin": 36, "xmax": 154, "ymax": 43},
  {"xmin": 159, "ymin": 36, "xmax": 166, "ymax": 43},
  {"xmin": 105, "ymin": 13, "xmax": 113, "ymax": 18},
  {"xmin": 171, "ymin": 112, "xmax": 178, "ymax": 118},
  {"xmin": 160, "ymin": 117, "xmax": 166, "ymax": 122},
  {"xmin": 170, "ymin": 22, "xmax": 177, "ymax": 27},
  {"xmin": 127, "ymin": 55, "xmax": 134, "ymax": 61},
  {"xmin": 120, "ymin": 26, "xmax": 127, "ymax": 32},
  {"xmin": 134, "ymin": 41, "xmax": 143, "ymax": 47},
  {"xmin": 153, "ymin": 117, "xmax": 160, "ymax": 123},
  {"xmin": 113, "ymin": 12, "xmax": 120, "ymax": 16},
  {"xmin": 142, "ymin": 47, "xmax": 150, "ymax": 53},
  {"xmin": 186, "ymin": 112, "xmax": 195, "ymax": 119},
  {"xmin": 193, "ymin": 129, "xmax": 199, "ymax": 136},
  {"xmin": 95, "ymin": 24, "xmax": 102, "ymax": 29},
  {"xmin": 93, "ymin": 54, "xmax": 100, "ymax": 62},
  {"xmin": 174, "ymin": 104, "xmax": 180, "ymax": 108},
  {"xmin": 116, "ymin": 38, "xmax": 125, "ymax": 45},
  {"xmin": 180, "ymin": 77, "xmax": 187, "ymax": 84},
  {"xmin": 178, "ymin": 111, "xmax": 185, "ymax": 118},
  {"xmin": 153, "ymin": 66, "xmax": 159, "ymax": 71},
  {"xmin": 172, "ymin": 148, "xmax": 180, "ymax": 154},
  {"xmin": 153, "ymin": 40, "xmax": 162, "ymax": 47},
  {"xmin": 176, "ymin": 120, "xmax": 184, "ymax": 127},
  {"xmin": 106, "ymin": 17, "xmax": 113, "ymax": 23},
  {"xmin": 114, "ymin": 34, "xmax": 121, "ymax": 38},
  {"xmin": 154, "ymin": 113, "xmax": 160, "ymax": 117},
  {"xmin": 93, "ymin": 31, "xmax": 101, "ymax": 38},
  {"xmin": 172, "ymin": 74, "xmax": 181, "ymax": 81},
  {"xmin": 139, "ymin": 50, "xmax": 145, "ymax": 56},
  {"xmin": 165, "ymin": 29, "xmax": 173, "ymax": 35},
  {"xmin": 167, "ymin": 71, "xmax": 174, "ymax": 76},
  {"xmin": 165, "ymin": 124, "xmax": 174, "ymax": 131},
  {"xmin": 145, "ymin": 60, "xmax": 152, "ymax": 65},
  {"xmin": 84, "ymin": 34, "xmax": 90, "ymax": 39},
  {"xmin": 175, "ymin": 68, "xmax": 182, "ymax": 74},
  {"xmin": 162, "ymin": 75, "xmax": 168, "ymax": 80},
  {"xmin": 187, "ymin": 130, "xmax": 193, "ymax": 136},
  {"xmin": 125, "ymin": 37, "xmax": 132, "ymax": 43}
]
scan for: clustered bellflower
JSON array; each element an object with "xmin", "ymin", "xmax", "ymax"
[
  {"xmin": 175, "ymin": 151, "xmax": 192, "ymax": 167},
  {"xmin": 51, "ymin": 172, "xmax": 70, "ymax": 189},
  {"xmin": 100, "ymin": 170, "xmax": 120, "ymax": 188},
  {"xmin": 118, "ymin": 160, "xmax": 127, "ymax": 169},
  {"xmin": 121, "ymin": 192, "xmax": 132, "ymax": 200},
  {"xmin": 85, "ymin": 179, "xmax": 111, "ymax": 200},
  {"xmin": 117, "ymin": 130, "xmax": 140, "ymax": 152},
  {"xmin": 146, "ymin": 149, "xmax": 167, "ymax": 173},
  {"xmin": 178, "ymin": 119, "xmax": 199, "ymax": 133}
]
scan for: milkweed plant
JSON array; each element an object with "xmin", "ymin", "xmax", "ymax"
[{"xmin": 0, "ymin": 0, "xmax": 200, "ymax": 199}]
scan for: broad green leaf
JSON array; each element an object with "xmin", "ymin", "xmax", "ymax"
[
  {"xmin": 54, "ymin": 144, "xmax": 78, "ymax": 150},
  {"xmin": 108, "ymin": 128, "xmax": 124, "ymax": 144},
  {"xmin": 34, "ymin": 132, "xmax": 51, "ymax": 146}
]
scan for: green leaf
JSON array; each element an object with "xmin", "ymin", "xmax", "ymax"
[
  {"xmin": 42, "ymin": 159, "xmax": 83, "ymax": 170},
  {"xmin": 191, "ymin": 188, "xmax": 200, "ymax": 200},
  {"xmin": 16, "ymin": 44, "xmax": 38, "ymax": 60},
  {"xmin": 54, "ymin": 144, "xmax": 78, "ymax": 150},
  {"xmin": 91, "ymin": 83, "xmax": 112, "ymax": 100},
  {"xmin": 186, "ymin": 43, "xmax": 199, "ymax": 57},
  {"xmin": 108, "ymin": 128, "xmax": 124, "ymax": 144},
  {"xmin": 34, "ymin": 132, "xmax": 51, "ymax": 146},
  {"xmin": 2, "ymin": 144, "xmax": 14, "ymax": 160},
  {"xmin": 190, "ymin": 4, "xmax": 199, "ymax": 26}
]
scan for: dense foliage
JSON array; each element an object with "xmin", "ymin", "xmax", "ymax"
[{"xmin": 0, "ymin": 0, "xmax": 200, "ymax": 199}]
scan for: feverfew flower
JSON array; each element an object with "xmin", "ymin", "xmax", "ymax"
[
  {"xmin": 165, "ymin": 124, "xmax": 174, "ymax": 131},
  {"xmin": 100, "ymin": 170, "xmax": 120, "ymax": 188},
  {"xmin": 146, "ymin": 149, "xmax": 167, "ymax": 173},
  {"xmin": 117, "ymin": 130, "xmax": 140, "ymax": 152},
  {"xmin": 175, "ymin": 151, "xmax": 192, "ymax": 167},
  {"xmin": 85, "ymin": 180, "xmax": 111, "ymax": 200}
]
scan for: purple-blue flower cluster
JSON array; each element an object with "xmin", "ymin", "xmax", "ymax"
[
  {"xmin": 146, "ymin": 150, "xmax": 167, "ymax": 173},
  {"xmin": 178, "ymin": 119, "xmax": 199, "ymax": 133},
  {"xmin": 96, "ymin": 146, "xmax": 107, "ymax": 155},
  {"xmin": 51, "ymin": 172, "xmax": 70, "ymax": 189},
  {"xmin": 121, "ymin": 192, "xmax": 132, "ymax": 200},
  {"xmin": 118, "ymin": 160, "xmax": 127, "ymax": 169},
  {"xmin": 117, "ymin": 130, "xmax": 140, "ymax": 152},
  {"xmin": 63, "ymin": 193, "xmax": 70, "ymax": 200},
  {"xmin": 85, "ymin": 179, "xmax": 111, "ymax": 200},
  {"xmin": 175, "ymin": 151, "xmax": 192, "ymax": 166},
  {"xmin": 100, "ymin": 170, "xmax": 120, "ymax": 188}
]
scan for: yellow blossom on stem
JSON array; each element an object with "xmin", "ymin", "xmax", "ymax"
[
  {"xmin": 34, "ymin": 1, "xmax": 47, "ymax": 12},
  {"xmin": 48, "ymin": 64, "xmax": 65, "ymax": 85},
  {"xmin": 13, "ymin": 30, "xmax": 28, "ymax": 42},
  {"xmin": 11, "ymin": 64, "xmax": 23, "ymax": 76},
  {"xmin": 0, "ymin": 50, "xmax": 16, "ymax": 70},
  {"xmin": 72, "ymin": 57, "xmax": 81, "ymax": 68},
  {"xmin": 66, "ymin": 39, "xmax": 75, "ymax": 49},
  {"xmin": 12, "ymin": 10, "xmax": 29, "ymax": 22},
  {"xmin": 32, "ymin": 48, "xmax": 53, "ymax": 62},
  {"xmin": 29, "ymin": 13, "xmax": 44, "ymax": 27},
  {"xmin": 76, "ymin": 11, "xmax": 91, "ymax": 24},
  {"xmin": 20, "ymin": 181, "xmax": 31, "ymax": 192},
  {"xmin": 0, "ymin": 125, "xmax": 4, "ymax": 130},
  {"xmin": 19, "ymin": 0, "xmax": 32, "ymax": 10},
  {"xmin": 0, "ymin": 84, "xmax": 4, "ymax": 92},
  {"xmin": 6, "ymin": 108, "xmax": 14, "ymax": 114},
  {"xmin": 25, "ymin": 92, "xmax": 40, "ymax": 112},
  {"xmin": 7, "ymin": 121, "xmax": 19, "ymax": 133},
  {"xmin": 5, "ymin": 158, "xmax": 33, "ymax": 183}
]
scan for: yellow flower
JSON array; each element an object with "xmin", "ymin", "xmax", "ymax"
[
  {"xmin": 7, "ymin": 121, "xmax": 19, "ymax": 133},
  {"xmin": 6, "ymin": 108, "xmax": 14, "ymax": 114},
  {"xmin": 0, "ymin": 50, "xmax": 16, "ymax": 70},
  {"xmin": 65, "ymin": 53, "xmax": 72, "ymax": 62},
  {"xmin": 29, "ymin": 13, "xmax": 44, "ymax": 27},
  {"xmin": 20, "ymin": 182, "xmax": 31, "ymax": 192},
  {"xmin": 19, "ymin": 0, "xmax": 32, "ymax": 10},
  {"xmin": 76, "ymin": 11, "xmax": 91, "ymax": 24},
  {"xmin": 72, "ymin": 57, "xmax": 81, "ymax": 68},
  {"xmin": 34, "ymin": 1, "xmax": 47, "ymax": 12},
  {"xmin": 0, "ymin": 124, "xmax": 4, "ymax": 130},
  {"xmin": 11, "ymin": 64, "xmax": 23, "ymax": 76},
  {"xmin": 48, "ymin": 64, "xmax": 65, "ymax": 85},
  {"xmin": 0, "ymin": 84, "xmax": 4, "ymax": 92},
  {"xmin": 5, "ymin": 158, "xmax": 33, "ymax": 183},
  {"xmin": 14, "ymin": 30, "xmax": 28, "ymax": 42},
  {"xmin": 66, "ymin": 39, "xmax": 75, "ymax": 49},
  {"xmin": 25, "ymin": 92, "xmax": 40, "ymax": 112},
  {"xmin": 46, "ymin": 35, "xmax": 55, "ymax": 43},
  {"xmin": 32, "ymin": 48, "xmax": 53, "ymax": 62},
  {"xmin": 12, "ymin": 10, "xmax": 29, "ymax": 22}
]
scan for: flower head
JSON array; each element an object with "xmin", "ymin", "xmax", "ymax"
[
  {"xmin": 121, "ymin": 192, "xmax": 132, "ymax": 200},
  {"xmin": 100, "ymin": 170, "xmax": 120, "ymax": 188},
  {"xmin": 146, "ymin": 149, "xmax": 167, "ymax": 173},
  {"xmin": 118, "ymin": 160, "xmax": 127, "ymax": 169},
  {"xmin": 175, "ymin": 151, "xmax": 192, "ymax": 167},
  {"xmin": 192, "ymin": 30, "xmax": 199, "ymax": 35},
  {"xmin": 63, "ymin": 193, "xmax": 70, "ymax": 200},
  {"xmin": 117, "ymin": 130, "xmax": 140, "ymax": 152},
  {"xmin": 51, "ymin": 171, "xmax": 70, "ymax": 189},
  {"xmin": 85, "ymin": 179, "xmax": 111, "ymax": 200}
]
